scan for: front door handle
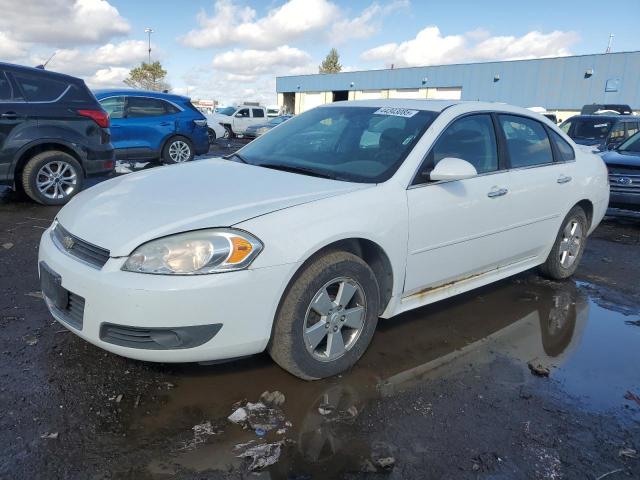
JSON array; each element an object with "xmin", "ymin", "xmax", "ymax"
[
  {"xmin": 0, "ymin": 112, "xmax": 18, "ymax": 120},
  {"xmin": 487, "ymin": 187, "xmax": 508, "ymax": 198},
  {"xmin": 557, "ymin": 175, "xmax": 572, "ymax": 184}
]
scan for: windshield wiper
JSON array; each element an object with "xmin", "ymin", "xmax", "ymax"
[
  {"xmin": 258, "ymin": 163, "xmax": 337, "ymax": 180},
  {"xmin": 223, "ymin": 152, "xmax": 248, "ymax": 163}
]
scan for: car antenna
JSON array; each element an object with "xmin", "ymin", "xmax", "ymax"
[{"xmin": 36, "ymin": 52, "xmax": 56, "ymax": 70}]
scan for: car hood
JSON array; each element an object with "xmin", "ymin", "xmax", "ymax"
[
  {"xmin": 57, "ymin": 159, "xmax": 369, "ymax": 257},
  {"xmin": 601, "ymin": 150, "xmax": 640, "ymax": 167}
]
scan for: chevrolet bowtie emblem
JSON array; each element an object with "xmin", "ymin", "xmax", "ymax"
[{"xmin": 62, "ymin": 236, "xmax": 75, "ymax": 250}]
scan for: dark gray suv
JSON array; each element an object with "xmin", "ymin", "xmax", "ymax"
[{"xmin": 0, "ymin": 62, "xmax": 114, "ymax": 205}]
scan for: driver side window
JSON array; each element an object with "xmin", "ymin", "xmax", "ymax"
[{"xmin": 418, "ymin": 114, "xmax": 498, "ymax": 183}]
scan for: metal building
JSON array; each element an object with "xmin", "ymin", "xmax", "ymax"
[{"xmin": 276, "ymin": 51, "xmax": 640, "ymax": 120}]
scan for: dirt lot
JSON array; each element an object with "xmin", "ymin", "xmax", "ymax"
[{"xmin": 1, "ymin": 151, "xmax": 639, "ymax": 479}]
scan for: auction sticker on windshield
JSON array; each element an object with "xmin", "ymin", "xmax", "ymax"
[{"xmin": 374, "ymin": 107, "xmax": 419, "ymax": 118}]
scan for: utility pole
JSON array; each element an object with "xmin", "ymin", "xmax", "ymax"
[
  {"xmin": 144, "ymin": 27, "xmax": 154, "ymax": 63},
  {"xmin": 606, "ymin": 33, "xmax": 614, "ymax": 54}
]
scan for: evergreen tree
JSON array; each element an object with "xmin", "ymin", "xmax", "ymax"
[{"xmin": 319, "ymin": 48, "xmax": 342, "ymax": 74}]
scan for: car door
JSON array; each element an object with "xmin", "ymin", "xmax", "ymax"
[
  {"xmin": 233, "ymin": 108, "xmax": 251, "ymax": 134},
  {"xmin": 98, "ymin": 96, "xmax": 127, "ymax": 159},
  {"xmin": 122, "ymin": 96, "xmax": 178, "ymax": 160},
  {"xmin": 251, "ymin": 108, "xmax": 266, "ymax": 128},
  {"xmin": 496, "ymin": 114, "xmax": 577, "ymax": 260},
  {"xmin": 0, "ymin": 70, "xmax": 24, "ymax": 181},
  {"xmin": 405, "ymin": 113, "xmax": 516, "ymax": 294}
]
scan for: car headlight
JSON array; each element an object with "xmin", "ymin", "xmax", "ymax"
[
  {"xmin": 122, "ymin": 229, "xmax": 263, "ymax": 275},
  {"xmin": 257, "ymin": 127, "xmax": 269, "ymax": 134}
]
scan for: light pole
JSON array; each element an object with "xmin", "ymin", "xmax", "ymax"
[{"xmin": 144, "ymin": 27, "xmax": 154, "ymax": 63}]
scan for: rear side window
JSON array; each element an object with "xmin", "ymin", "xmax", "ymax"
[
  {"xmin": 126, "ymin": 97, "xmax": 178, "ymax": 117},
  {"xmin": 0, "ymin": 72, "xmax": 13, "ymax": 102},
  {"xmin": 427, "ymin": 114, "xmax": 499, "ymax": 175},
  {"xmin": 99, "ymin": 96, "xmax": 126, "ymax": 119},
  {"xmin": 252, "ymin": 108, "xmax": 265, "ymax": 118},
  {"xmin": 608, "ymin": 123, "xmax": 625, "ymax": 140},
  {"xmin": 499, "ymin": 115, "xmax": 553, "ymax": 168},
  {"xmin": 549, "ymin": 130, "xmax": 575, "ymax": 161},
  {"xmin": 13, "ymin": 72, "xmax": 69, "ymax": 102},
  {"xmin": 627, "ymin": 122, "xmax": 640, "ymax": 138}
]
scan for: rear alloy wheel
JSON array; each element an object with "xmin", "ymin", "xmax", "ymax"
[
  {"xmin": 539, "ymin": 206, "xmax": 588, "ymax": 280},
  {"xmin": 162, "ymin": 136, "xmax": 194, "ymax": 164},
  {"xmin": 268, "ymin": 251, "xmax": 380, "ymax": 380},
  {"xmin": 21, "ymin": 151, "xmax": 84, "ymax": 206}
]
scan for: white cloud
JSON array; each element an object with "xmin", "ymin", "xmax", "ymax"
[
  {"xmin": 93, "ymin": 40, "xmax": 150, "ymax": 66},
  {"xmin": 181, "ymin": 0, "xmax": 402, "ymax": 49},
  {"xmin": 0, "ymin": 31, "xmax": 27, "ymax": 59},
  {"xmin": 0, "ymin": 0, "xmax": 130, "ymax": 47},
  {"xmin": 86, "ymin": 67, "xmax": 131, "ymax": 88},
  {"xmin": 361, "ymin": 26, "xmax": 579, "ymax": 67},
  {"xmin": 212, "ymin": 45, "xmax": 312, "ymax": 75}
]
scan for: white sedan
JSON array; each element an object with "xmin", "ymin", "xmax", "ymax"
[
  {"xmin": 38, "ymin": 100, "xmax": 609, "ymax": 379},
  {"xmin": 203, "ymin": 114, "xmax": 227, "ymax": 143}
]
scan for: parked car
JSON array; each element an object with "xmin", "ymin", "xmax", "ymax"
[
  {"xmin": 94, "ymin": 90, "xmax": 209, "ymax": 164},
  {"xmin": 202, "ymin": 116, "xmax": 226, "ymax": 144},
  {"xmin": 559, "ymin": 114, "xmax": 640, "ymax": 150},
  {"xmin": 581, "ymin": 104, "xmax": 633, "ymax": 115},
  {"xmin": 601, "ymin": 131, "xmax": 640, "ymax": 213},
  {"xmin": 0, "ymin": 62, "xmax": 114, "ymax": 205},
  {"xmin": 38, "ymin": 100, "xmax": 608, "ymax": 379},
  {"xmin": 266, "ymin": 106, "xmax": 280, "ymax": 118},
  {"xmin": 244, "ymin": 115, "xmax": 293, "ymax": 138},
  {"xmin": 209, "ymin": 105, "xmax": 269, "ymax": 138}
]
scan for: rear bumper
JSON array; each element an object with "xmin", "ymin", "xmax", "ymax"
[{"xmin": 83, "ymin": 144, "xmax": 116, "ymax": 177}]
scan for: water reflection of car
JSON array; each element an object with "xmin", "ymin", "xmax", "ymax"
[
  {"xmin": 560, "ymin": 114, "xmax": 640, "ymax": 150},
  {"xmin": 244, "ymin": 115, "xmax": 293, "ymax": 138},
  {"xmin": 601, "ymin": 131, "xmax": 640, "ymax": 214}
]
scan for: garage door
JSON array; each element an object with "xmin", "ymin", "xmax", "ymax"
[
  {"xmin": 359, "ymin": 90, "xmax": 383, "ymax": 100},
  {"xmin": 301, "ymin": 92, "xmax": 325, "ymax": 112},
  {"xmin": 389, "ymin": 88, "xmax": 423, "ymax": 99},
  {"xmin": 430, "ymin": 87, "xmax": 462, "ymax": 100}
]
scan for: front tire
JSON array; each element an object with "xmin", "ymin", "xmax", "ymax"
[
  {"xmin": 222, "ymin": 125, "xmax": 233, "ymax": 139},
  {"xmin": 207, "ymin": 128, "xmax": 217, "ymax": 144},
  {"xmin": 21, "ymin": 151, "xmax": 84, "ymax": 206},
  {"xmin": 162, "ymin": 136, "xmax": 194, "ymax": 164},
  {"xmin": 268, "ymin": 251, "xmax": 380, "ymax": 380},
  {"xmin": 539, "ymin": 206, "xmax": 588, "ymax": 280}
]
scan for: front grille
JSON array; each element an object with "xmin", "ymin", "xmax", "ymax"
[
  {"xmin": 608, "ymin": 173, "xmax": 640, "ymax": 194},
  {"xmin": 51, "ymin": 222, "xmax": 110, "ymax": 269},
  {"xmin": 49, "ymin": 292, "xmax": 85, "ymax": 330}
]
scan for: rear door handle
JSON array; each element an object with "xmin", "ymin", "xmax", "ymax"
[
  {"xmin": 487, "ymin": 187, "xmax": 508, "ymax": 198},
  {"xmin": 557, "ymin": 175, "xmax": 572, "ymax": 184},
  {"xmin": 1, "ymin": 112, "xmax": 18, "ymax": 120}
]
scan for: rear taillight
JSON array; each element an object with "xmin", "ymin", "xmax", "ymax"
[
  {"xmin": 78, "ymin": 109, "xmax": 110, "ymax": 128},
  {"xmin": 193, "ymin": 119, "xmax": 208, "ymax": 127}
]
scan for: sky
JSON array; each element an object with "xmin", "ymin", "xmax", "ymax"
[{"xmin": 0, "ymin": 0, "xmax": 638, "ymax": 106}]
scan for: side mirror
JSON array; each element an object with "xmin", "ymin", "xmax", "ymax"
[
  {"xmin": 235, "ymin": 113, "xmax": 243, "ymax": 118},
  {"xmin": 430, "ymin": 157, "xmax": 478, "ymax": 181}
]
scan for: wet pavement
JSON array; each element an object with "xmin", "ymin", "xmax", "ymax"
[{"xmin": 1, "ymin": 152, "xmax": 639, "ymax": 479}]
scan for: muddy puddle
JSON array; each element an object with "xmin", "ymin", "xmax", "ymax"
[{"xmin": 122, "ymin": 275, "xmax": 639, "ymax": 478}]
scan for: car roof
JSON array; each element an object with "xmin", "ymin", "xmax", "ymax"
[
  {"xmin": 568, "ymin": 114, "xmax": 640, "ymax": 121},
  {"xmin": 93, "ymin": 88, "xmax": 190, "ymax": 102},
  {"xmin": 0, "ymin": 61, "xmax": 83, "ymax": 84}
]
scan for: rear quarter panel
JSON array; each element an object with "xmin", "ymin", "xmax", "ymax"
[{"xmin": 572, "ymin": 147, "xmax": 609, "ymax": 233}]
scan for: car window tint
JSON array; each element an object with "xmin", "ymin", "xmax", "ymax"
[
  {"xmin": 499, "ymin": 115, "xmax": 553, "ymax": 168},
  {"xmin": 609, "ymin": 123, "xmax": 625, "ymax": 140},
  {"xmin": 627, "ymin": 123, "xmax": 640, "ymax": 138},
  {"xmin": 0, "ymin": 72, "xmax": 13, "ymax": 101},
  {"xmin": 549, "ymin": 130, "xmax": 575, "ymax": 161},
  {"xmin": 12, "ymin": 72, "xmax": 68, "ymax": 102},
  {"xmin": 127, "ymin": 97, "xmax": 173, "ymax": 117},
  {"xmin": 428, "ymin": 114, "xmax": 498, "ymax": 175},
  {"xmin": 252, "ymin": 108, "xmax": 265, "ymax": 118},
  {"xmin": 236, "ymin": 109, "xmax": 250, "ymax": 118},
  {"xmin": 100, "ymin": 96, "xmax": 126, "ymax": 119}
]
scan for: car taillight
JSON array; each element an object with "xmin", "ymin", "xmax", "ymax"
[
  {"xmin": 194, "ymin": 119, "xmax": 207, "ymax": 127},
  {"xmin": 78, "ymin": 109, "xmax": 110, "ymax": 128}
]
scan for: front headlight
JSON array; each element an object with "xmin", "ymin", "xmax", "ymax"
[{"xmin": 122, "ymin": 229, "xmax": 263, "ymax": 275}]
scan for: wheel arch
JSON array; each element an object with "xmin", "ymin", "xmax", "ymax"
[
  {"xmin": 13, "ymin": 141, "xmax": 84, "ymax": 183},
  {"xmin": 574, "ymin": 199, "xmax": 594, "ymax": 229}
]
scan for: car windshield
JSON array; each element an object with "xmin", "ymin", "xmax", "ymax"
[
  {"xmin": 563, "ymin": 118, "xmax": 612, "ymax": 139},
  {"xmin": 236, "ymin": 106, "xmax": 438, "ymax": 183},
  {"xmin": 268, "ymin": 116, "xmax": 289, "ymax": 125},
  {"xmin": 216, "ymin": 106, "xmax": 236, "ymax": 116},
  {"xmin": 617, "ymin": 132, "xmax": 640, "ymax": 153}
]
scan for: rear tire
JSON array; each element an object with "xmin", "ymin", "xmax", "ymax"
[
  {"xmin": 162, "ymin": 136, "xmax": 194, "ymax": 164},
  {"xmin": 539, "ymin": 206, "xmax": 588, "ymax": 280},
  {"xmin": 268, "ymin": 251, "xmax": 380, "ymax": 380},
  {"xmin": 21, "ymin": 151, "xmax": 84, "ymax": 206},
  {"xmin": 207, "ymin": 128, "xmax": 216, "ymax": 144}
]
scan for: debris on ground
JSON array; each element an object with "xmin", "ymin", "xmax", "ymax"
[
  {"xmin": 2, "ymin": 242, "xmax": 13, "ymax": 250},
  {"xmin": 255, "ymin": 428, "xmax": 266, "ymax": 437},
  {"xmin": 528, "ymin": 362, "xmax": 550, "ymax": 377},
  {"xmin": 471, "ymin": 452, "xmax": 502, "ymax": 472},
  {"xmin": 360, "ymin": 459, "xmax": 378, "ymax": 472},
  {"xmin": 371, "ymin": 442, "xmax": 396, "ymax": 471},
  {"xmin": 260, "ymin": 390, "xmax": 285, "ymax": 407},
  {"xmin": 179, "ymin": 421, "xmax": 219, "ymax": 451},
  {"xmin": 619, "ymin": 448, "xmax": 638, "ymax": 459},
  {"xmin": 236, "ymin": 441, "xmax": 283, "ymax": 471},
  {"xmin": 115, "ymin": 394, "xmax": 123, "ymax": 403},
  {"xmin": 25, "ymin": 291, "xmax": 44, "ymax": 299},
  {"xmin": 40, "ymin": 432, "xmax": 58, "ymax": 440},
  {"xmin": 318, "ymin": 404, "xmax": 335, "ymax": 415},
  {"xmin": 23, "ymin": 335, "xmax": 38, "ymax": 346},
  {"xmin": 624, "ymin": 391, "xmax": 640, "ymax": 406},
  {"xmin": 227, "ymin": 396, "xmax": 287, "ymax": 432}
]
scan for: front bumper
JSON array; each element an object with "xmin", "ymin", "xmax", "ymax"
[
  {"xmin": 38, "ymin": 227, "xmax": 297, "ymax": 363},
  {"xmin": 609, "ymin": 190, "xmax": 640, "ymax": 211}
]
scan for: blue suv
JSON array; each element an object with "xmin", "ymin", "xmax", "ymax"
[{"xmin": 94, "ymin": 90, "xmax": 209, "ymax": 164}]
